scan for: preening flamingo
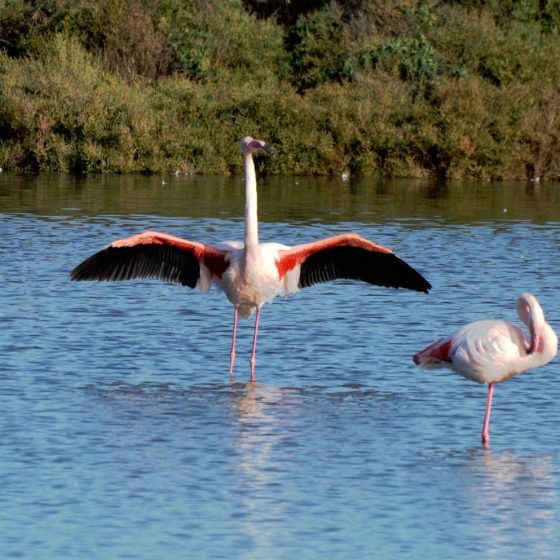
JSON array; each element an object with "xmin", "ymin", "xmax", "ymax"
[
  {"xmin": 413, "ymin": 293, "xmax": 557, "ymax": 445},
  {"xmin": 70, "ymin": 136, "xmax": 431, "ymax": 382}
]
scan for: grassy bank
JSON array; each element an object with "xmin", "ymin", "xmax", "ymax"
[{"xmin": 1, "ymin": 0, "xmax": 560, "ymax": 179}]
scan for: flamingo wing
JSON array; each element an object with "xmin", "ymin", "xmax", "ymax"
[
  {"xmin": 69, "ymin": 231, "xmax": 228, "ymax": 289},
  {"xmin": 276, "ymin": 233, "xmax": 431, "ymax": 293},
  {"xmin": 412, "ymin": 337, "xmax": 454, "ymax": 367},
  {"xmin": 414, "ymin": 320, "xmax": 531, "ymax": 384},
  {"xmin": 449, "ymin": 320, "xmax": 530, "ymax": 382}
]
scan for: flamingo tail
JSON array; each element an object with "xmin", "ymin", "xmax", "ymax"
[{"xmin": 413, "ymin": 337, "xmax": 453, "ymax": 368}]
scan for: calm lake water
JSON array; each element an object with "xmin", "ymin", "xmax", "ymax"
[{"xmin": 1, "ymin": 173, "xmax": 559, "ymax": 559}]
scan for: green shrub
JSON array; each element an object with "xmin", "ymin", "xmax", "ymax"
[
  {"xmin": 0, "ymin": 34, "xmax": 158, "ymax": 172},
  {"xmin": 1, "ymin": 0, "xmax": 560, "ymax": 178},
  {"xmin": 159, "ymin": 0, "xmax": 288, "ymax": 84}
]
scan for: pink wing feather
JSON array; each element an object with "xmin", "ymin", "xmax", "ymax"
[
  {"xmin": 276, "ymin": 233, "xmax": 431, "ymax": 293},
  {"xmin": 70, "ymin": 230, "xmax": 228, "ymax": 288}
]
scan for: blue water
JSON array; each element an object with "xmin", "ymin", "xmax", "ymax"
[{"xmin": 1, "ymin": 175, "xmax": 559, "ymax": 558}]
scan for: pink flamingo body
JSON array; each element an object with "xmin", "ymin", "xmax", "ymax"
[
  {"xmin": 71, "ymin": 137, "xmax": 431, "ymax": 381},
  {"xmin": 413, "ymin": 293, "xmax": 557, "ymax": 445}
]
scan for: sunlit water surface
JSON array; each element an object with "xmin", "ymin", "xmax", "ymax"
[{"xmin": 1, "ymin": 174, "xmax": 559, "ymax": 559}]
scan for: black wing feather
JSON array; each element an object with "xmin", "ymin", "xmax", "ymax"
[
  {"xmin": 69, "ymin": 244, "xmax": 201, "ymax": 288},
  {"xmin": 299, "ymin": 246, "xmax": 431, "ymax": 293}
]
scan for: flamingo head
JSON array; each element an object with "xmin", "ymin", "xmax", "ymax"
[
  {"xmin": 516, "ymin": 293, "xmax": 544, "ymax": 331},
  {"xmin": 529, "ymin": 324, "xmax": 558, "ymax": 361},
  {"xmin": 517, "ymin": 293, "xmax": 558, "ymax": 359},
  {"xmin": 240, "ymin": 136, "xmax": 273, "ymax": 155}
]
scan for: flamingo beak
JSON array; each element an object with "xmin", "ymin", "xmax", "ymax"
[
  {"xmin": 529, "ymin": 335, "xmax": 542, "ymax": 353},
  {"xmin": 247, "ymin": 139, "xmax": 273, "ymax": 154}
]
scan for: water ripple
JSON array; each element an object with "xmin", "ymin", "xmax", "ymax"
[{"xmin": 1, "ymin": 177, "xmax": 559, "ymax": 559}]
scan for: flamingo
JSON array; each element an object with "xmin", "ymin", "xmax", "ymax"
[
  {"xmin": 413, "ymin": 293, "xmax": 557, "ymax": 445},
  {"xmin": 70, "ymin": 136, "xmax": 431, "ymax": 382}
]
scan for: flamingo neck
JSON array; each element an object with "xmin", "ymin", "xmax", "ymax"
[
  {"xmin": 243, "ymin": 152, "xmax": 259, "ymax": 258},
  {"xmin": 530, "ymin": 323, "xmax": 558, "ymax": 361},
  {"xmin": 528, "ymin": 328, "xmax": 538, "ymax": 354}
]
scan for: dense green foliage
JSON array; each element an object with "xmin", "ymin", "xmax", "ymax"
[{"xmin": 1, "ymin": 0, "xmax": 560, "ymax": 178}]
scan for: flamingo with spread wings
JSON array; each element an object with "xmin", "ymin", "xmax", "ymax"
[
  {"xmin": 413, "ymin": 293, "xmax": 557, "ymax": 445},
  {"xmin": 70, "ymin": 136, "xmax": 431, "ymax": 381}
]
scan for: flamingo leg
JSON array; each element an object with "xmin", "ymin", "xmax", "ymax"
[
  {"xmin": 481, "ymin": 383, "xmax": 494, "ymax": 446},
  {"xmin": 250, "ymin": 308, "xmax": 261, "ymax": 383},
  {"xmin": 229, "ymin": 308, "xmax": 239, "ymax": 383}
]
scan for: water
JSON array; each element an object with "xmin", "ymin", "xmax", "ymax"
[{"xmin": 1, "ymin": 173, "xmax": 559, "ymax": 559}]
